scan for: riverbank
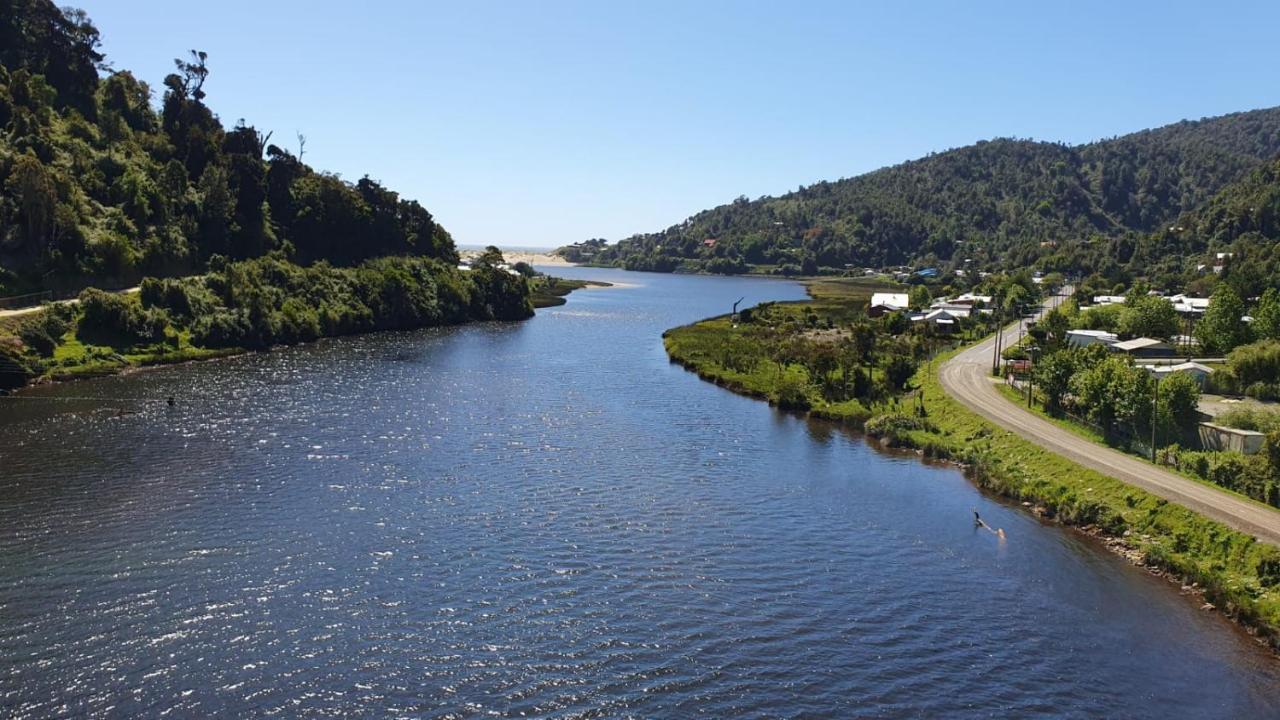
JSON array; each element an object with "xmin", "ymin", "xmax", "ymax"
[
  {"xmin": 530, "ymin": 277, "xmax": 613, "ymax": 308},
  {"xmin": 1, "ymin": 257, "xmax": 596, "ymax": 393},
  {"xmin": 664, "ymin": 301, "xmax": 1280, "ymax": 651}
]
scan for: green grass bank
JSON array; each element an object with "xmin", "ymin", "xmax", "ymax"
[{"xmin": 664, "ymin": 297, "xmax": 1280, "ymax": 651}]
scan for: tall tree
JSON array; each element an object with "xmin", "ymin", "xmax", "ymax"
[
  {"xmin": 1254, "ymin": 287, "xmax": 1280, "ymax": 342},
  {"xmin": 1197, "ymin": 286, "xmax": 1252, "ymax": 355},
  {"xmin": 1118, "ymin": 295, "xmax": 1179, "ymax": 339}
]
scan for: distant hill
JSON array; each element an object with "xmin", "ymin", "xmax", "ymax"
[
  {"xmin": 0, "ymin": 0, "xmax": 456, "ymax": 297},
  {"xmin": 581, "ymin": 107, "xmax": 1280, "ymax": 282}
]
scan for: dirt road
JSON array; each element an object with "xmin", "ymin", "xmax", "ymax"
[
  {"xmin": 938, "ymin": 292, "xmax": 1280, "ymax": 546},
  {"xmin": 0, "ymin": 287, "xmax": 140, "ymax": 322}
]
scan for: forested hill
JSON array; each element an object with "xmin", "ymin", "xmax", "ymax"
[
  {"xmin": 1150, "ymin": 156, "xmax": 1280, "ymax": 300},
  {"xmin": 584, "ymin": 107, "xmax": 1280, "ymax": 277},
  {"xmin": 0, "ymin": 0, "xmax": 455, "ymax": 297}
]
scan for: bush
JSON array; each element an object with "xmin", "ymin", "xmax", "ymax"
[
  {"xmin": 1217, "ymin": 407, "xmax": 1280, "ymax": 434},
  {"xmin": 1245, "ymin": 382, "xmax": 1280, "ymax": 402},
  {"xmin": 18, "ymin": 321, "xmax": 57, "ymax": 356},
  {"xmin": 190, "ymin": 309, "xmax": 250, "ymax": 347},
  {"xmin": 17, "ymin": 307, "xmax": 71, "ymax": 357},
  {"xmin": 1204, "ymin": 367, "xmax": 1240, "ymax": 396},
  {"xmin": 140, "ymin": 277, "xmax": 214, "ymax": 319},
  {"xmin": 77, "ymin": 288, "xmax": 168, "ymax": 346},
  {"xmin": 1257, "ymin": 547, "xmax": 1280, "ymax": 589},
  {"xmin": 773, "ymin": 372, "xmax": 811, "ymax": 410},
  {"xmin": 0, "ymin": 337, "xmax": 35, "ymax": 390},
  {"xmin": 1228, "ymin": 340, "xmax": 1280, "ymax": 387},
  {"xmin": 884, "ymin": 355, "xmax": 917, "ymax": 390},
  {"xmin": 865, "ymin": 412, "xmax": 937, "ymax": 437}
]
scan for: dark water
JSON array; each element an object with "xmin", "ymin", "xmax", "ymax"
[{"xmin": 1, "ymin": 268, "xmax": 1278, "ymax": 718}]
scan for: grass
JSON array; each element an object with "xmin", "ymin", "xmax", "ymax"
[
  {"xmin": 663, "ymin": 313, "xmax": 879, "ymax": 424},
  {"xmin": 2, "ymin": 312, "xmax": 243, "ymax": 383},
  {"xmin": 530, "ymin": 276, "xmax": 610, "ymax": 308},
  {"xmin": 892, "ymin": 353, "xmax": 1280, "ymax": 648},
  {"xmin": 995, "ymin": 378, "xmax": 1279, "ymax": 512},
  {"xmin": 663, "ymin": 293, "xmax": 1280, "ymax": 650}
]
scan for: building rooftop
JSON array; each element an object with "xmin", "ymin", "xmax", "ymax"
[
  {"xmin": 1111, "ymin": 337, "xmax": 1171, "ymax": 352},
  {"xmin": 871, "ymin": 293, "xmax": 910, "ymax": 309}
]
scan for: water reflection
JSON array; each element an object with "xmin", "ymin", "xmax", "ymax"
[{"xmin": 0, "ymin": 267, "xmax": 1277, "ymax": 718}]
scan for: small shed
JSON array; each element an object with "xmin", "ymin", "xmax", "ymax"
[{"xmin": 1198, "ymin": 423, "xmax": 1266, "ymax": 455}]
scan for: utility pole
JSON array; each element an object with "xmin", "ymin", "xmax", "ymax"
[
  {"xmin": 1150, "ymin": 376, "xmax": 1160, "ymax": 462},
  {"xmin": 991, "ymin": 310, "xmax": 1002, "ymax": 375}
]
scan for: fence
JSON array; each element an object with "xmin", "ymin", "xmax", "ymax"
[
  {"xmin": 1004, "ymin": 374, "xmax": 1150, "ymax": 449},
  {"xmin": 0, "ymin": 291, "xmax": 53, "ymax": 311}
]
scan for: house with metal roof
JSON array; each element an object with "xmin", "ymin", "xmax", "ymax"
[
  {"xmin": 1110, "ymin": 337, "xmax": 1175, "ymax": 358},
  {"xmin": 1066, "ymin": 329, "xmax": 1118, "ymax": 348}
]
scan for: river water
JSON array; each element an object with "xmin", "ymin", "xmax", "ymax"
[{"xmin": 1, "ymin": 268, "xmax": 1277, "ymax": 718}]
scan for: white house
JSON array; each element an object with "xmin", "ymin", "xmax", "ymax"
[
  {"xmin": 1066, "ymin": 329, "xmax": 1119, "ymax": 348},
  {"xmin": 927, "ymin": 302, "xmax": 973, "ymax": 318},
  {"xmin": 949, "ymin": 293, "xmax": 993, "ymax": 306},
  {"xmin": 910, "ymin": 308, "xmax": 962, "ymax": 333},
  {"xmin": 1138, "ymin": 361, "xmax": 1214, "ymax": 385},
  {"xmin": 1165, "ymin": 294, "xmax": 1210, "ymax": 316}
]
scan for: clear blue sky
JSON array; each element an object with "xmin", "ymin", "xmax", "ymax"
[{"xmin": 90, "ymin": 1, "xmax": 1280, "ymax": 249}]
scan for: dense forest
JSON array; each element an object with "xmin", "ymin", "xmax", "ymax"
[
  {"xmin": 0, "ymin": 1, "xmax": 536, "ymax": 389},
  {"xmin": 581, "ymin": 107, "xmax": 1280, "ymax": 291},
  {"xmin": 0, "ymin": 0, "xmax": 458, "ymax": 296}
]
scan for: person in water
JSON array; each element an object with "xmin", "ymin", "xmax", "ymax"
[{"xmin": 974, "ymin": 508, "xmax": 1007, "ymax": 539}]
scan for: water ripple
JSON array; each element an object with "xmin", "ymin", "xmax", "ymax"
[{"xmin": 1, "ymin": 268, "xmax": 1277, "ymax": 718}]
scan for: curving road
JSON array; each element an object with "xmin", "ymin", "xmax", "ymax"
[{"xmin": 939, "ymin": 292, "xmax": 1280, "ymax": 546}]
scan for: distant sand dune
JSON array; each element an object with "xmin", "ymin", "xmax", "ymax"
[{"xmin": 459, "ymin": 249, "xmax": 575, "ymax": 267}]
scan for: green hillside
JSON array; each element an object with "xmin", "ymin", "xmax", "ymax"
[
  {"xmin": 0, "ymin": 1, "xmax": 536, "ymax": 390},
  {"xmin": 582, "ymin": 107, "xmax": 1280, "ymax": 284},
  {"xmin": 0, "ymin": 0, "xmax": 455, "ymax": 296}
]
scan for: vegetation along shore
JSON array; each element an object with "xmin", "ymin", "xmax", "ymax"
[
  {"xmin": 0, "ymin": 4, "xmax": 600, "ymax": 391},
  {"xmin": 664, "ymin": 274, "xmax": 1280, "ymax": 651}
]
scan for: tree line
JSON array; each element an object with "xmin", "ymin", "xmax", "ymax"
[
  {"xmin": 578, "ymin": 108, "xmax": 1280, "ymax": 293},
  {"xmin": 0, "ymin": 1, "xmax": 456, "ymax": 296}
]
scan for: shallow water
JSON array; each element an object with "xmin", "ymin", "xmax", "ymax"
[{"xmin": 1, "ymin": 267, "xmax": 1277, "ymax": 718}]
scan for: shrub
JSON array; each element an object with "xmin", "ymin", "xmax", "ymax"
[
  {"xmin": 18, "ymin": 321, "xmax": 57, "ymax": 356},
  {"xmin": 884, "ymin": 355, "xmax": 917, "ymax": 390},
  {"xmin": 190, "ymin": 310, "xmax": 250, "ymax": 347},
  {"xmin": 773, "ymin": 372, "xmax": 811, "ymax": 410},
  {"xmin": 1228, "ymin": 340, "xmax": 1280, "ymax": 387},
  {"xmin": 1216, "ymin": 407, "xmax": 1280, "ymax": 434},
  {"xmin": 1205, "ymin": 367, "xmax": 1240, "ymax": 396},
  {"xmin": 17, "ymin": 307, "xmax": 70, "ymax": 357},
  {"xmin": 1257, "ymin": 547, "xmax": 1280, "ymax": 589},
  {"xmin": 77, "ymin": 288, "xmax": 168, "ymax": 346},
  {"xmin": 1246, "ymin": 382, "xmax": 1280, "ymax": 401},
  {"xmin": 0, "ymin": 337, "xmax": 35, "ymax": 390},
  {"xmin": 140, "ymin": 277, "xmax": 215, "ymax": 319},
  {"xmin": 865, "ymin": 412, "xmax": 937, "ymax": 437}
]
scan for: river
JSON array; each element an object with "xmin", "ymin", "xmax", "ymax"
[{"xmin": 1, "ymin": 267, "xmax": 1277, "ymax": 718}]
